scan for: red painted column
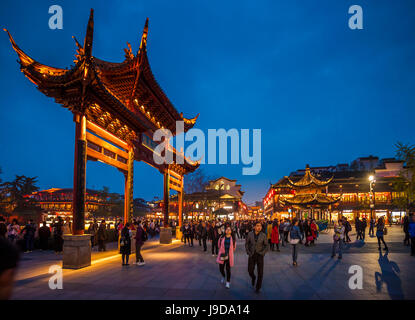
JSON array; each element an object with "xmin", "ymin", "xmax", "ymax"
[
  {"xmin": 163, "ymin": 170, "xmax": 169, "ymax": 227},
  {"xmin": 72, "ymin": 114, "xmax": 87, "ymax": 235}
]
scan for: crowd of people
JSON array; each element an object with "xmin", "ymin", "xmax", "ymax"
[
  {"xmin": 175, "ymin": 213, "xmax": 415, "ymax": 293},
  {"xmin": 1, "ymin": 212, "xmax": 415, "ymax": 297}
]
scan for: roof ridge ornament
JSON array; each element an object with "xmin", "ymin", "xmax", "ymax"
[
  {"xmin": 139, "ymin": 17, "xmax": 149, "ymax": 52},
  {"xmin": 83, "ymin": 9, "xmax": 94, "ymax": 59},
  {"xmin": 180, "ymin": 112, "xmax": 200, "ymax": 125},
  {"xmin": 124, "ymin": 42, "xmax": 134, "ymax": 60},
  {"xmin": 72, "ymin": 36, "xmax": 84, "ymax": 64}
]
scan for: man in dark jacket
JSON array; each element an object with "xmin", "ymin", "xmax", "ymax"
[
  {"xmin": 38, "ymin": 222, "xmax": 51, "ymax": 251},
  {"xmin": 135, "ymin": 222, "xmax": 146, "ymax": 265},
  {"xmin": 200, "ymin": 222, "xmax": 208, "ymax": 252},
  {"xmin": 245, "ymin": 221, "xmax": 268, "ymax": 293},
  {"xmin": 23, "ymin": 220, "xmax": 36, "ymax": 252},
  {"xmin": 403, "ymin": 215, "xmax": 410, "ymax": 246},
  {"xmin": 369, "ymin": 218, "xmax": 375, "ymax": 237},
  {"xmin": 97, "ymin": 220, "xmax": 108, "ymax": 252},
  {"xmin": 197, "ymin": 221, "xmax": 203, "ymax": 246},
  {"xmin": 361, "ymin": 218, "xmax": 367, "ymax": 241},
  {"xmin": 355, "ymin": 217, "xmax": 362, "ymax": 241}
]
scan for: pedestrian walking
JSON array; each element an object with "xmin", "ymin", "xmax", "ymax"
[
  {"xmin": 266, "ymin": 221, "xmax": 272, "ymax": 249},
  {"xmin": 279, "ymin": 220, "xmax": 285, "ymax": 247},
  {"xmin": 217, "ymin": 226, "xmax": 236, "ymax": 289},
  {"xmin": 120, "ymin": 223, "xmax": 132, "ymax": 266},
  {"xmin": 245, "ymin": 221, "xmax": 268, "ymax": 293},
  {"xmin": 288, "ymin": 218, "xmax": 302, "ymax": 266},
  {"xmin": 403, "ymin": 215, "xmax": 410, "ymax": 246},
  {"xmin": 53, "ymin": 217, "xmax": 64, "ymax": 254},
  {"xmin": 7, "ymin": 219, "xmax": 19, "ymax": 244},
  {"xmin": 97, "ymin": 220, "xmax": 108, "ymax": 252},
  {"xmin": 135, "ymin": 221, "xmax": 147, "ymax": 265},
  {"xmin": 271, "ymin": 220, "xmax": 280, "ymax": 251},
  {"xmin": 200, "ymin": 222, "xmax": 208, "ymax": 252},
  {"xmin": 38, "ymin": 222, "xmax": 51, "ymax": 251},
  {"xmin": 376, "ymin": 217, "xmax": 388, "ymax": 251},
  {"xmin": 361, "ymin": 218, "xmax": 367, "ymax": 241},
  {"xmin": 343, "ymin": 217, "xmax": 352, "ymax": 243},
  {"xmin": 22, "ymin": 219, "xmax": 36, "ymax": 252},
  {"xmin": 332, "ymin": 218, "xmax": 345, "ymax": 260},
  {"xmin": 369, "ymin": 217, "xmax": 375, "ymax": 237},
  {"xmin": 88, "ymin": 219, "xmax": 98, "ymax": 249}
]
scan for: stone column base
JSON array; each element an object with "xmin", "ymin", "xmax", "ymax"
[
  {"xmin": 63, "ymin": 234, "xmax": 91, "ymax": 269},
  {"xmin": 175, "ymin": 226, "xmax": 182, "ymax": 240},
  {"xmin": 160, "ymin": 227, "xmax": 172, "ymax": 244}
]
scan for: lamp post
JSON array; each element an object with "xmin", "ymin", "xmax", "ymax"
[{"xmin": 369, "ymin": 175, "xmax": 376, "ymax": 219}]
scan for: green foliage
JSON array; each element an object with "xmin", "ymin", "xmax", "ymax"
[
  {"xmin": 0, "ymin": 174, "xmax": 40, "ymax": 213},
  {"xmin": 394, "ymin": 142, "xmax": 415, "ymax": 210}
]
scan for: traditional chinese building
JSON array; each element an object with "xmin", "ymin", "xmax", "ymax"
[
  {"xmin": 27, "ymin": 188, "xmax": 106, "ymax": 215},
  {"xmin": 264, "ymin": 157, "xmax": 408, "ymax": 223},
  {"xmin": 149, "ymin": 177, "xmax": 248, "ymax": 221}
]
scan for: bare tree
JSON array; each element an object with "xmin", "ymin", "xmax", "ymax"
[{"xmin": 184, "ymin": 169, "xmax": 212, "ymax": 194}]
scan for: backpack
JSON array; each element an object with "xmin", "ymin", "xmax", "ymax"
[{"xmin": 409, "ymin": 222, "xmax": 415, "ymax": 238}]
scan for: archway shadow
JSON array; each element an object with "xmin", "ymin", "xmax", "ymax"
[{"xmin": 374, "ymin": 251, "xmax": 404, "ymax": 300}]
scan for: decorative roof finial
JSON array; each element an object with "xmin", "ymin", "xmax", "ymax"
[
  {"xmin": 139, "ymin": 17, "xmax": 149, "ymax": 51},
  {"xmin": 83, "ymin": 8, "xmax": 94, "ymax": 58}
]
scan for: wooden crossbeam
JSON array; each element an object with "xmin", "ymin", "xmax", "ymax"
[
  {"xmin": 86, "ymin": 120, "xmax": 128, "ymax": 150},
  {"xmin": 168, "ymin": 169, "xmax": 182, "ymax": 180},
  {"xmin": 168, "ymin": 174, "xmax": 181, "ymax": 187},
  {"xmin": 86, "ymin": 132, "xmax": 129, "ymax": 160},
  {"xmin": 87, "ymin": 147, "xmax": 128, "ymax": 171},
  {"xmin": 169, "ymin": 183, "xmax": 182, "ymax": 193}
]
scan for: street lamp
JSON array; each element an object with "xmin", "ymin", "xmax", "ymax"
[{"xmin": 369, "ymin": 175, "xmax": 376, "ymax": 219}]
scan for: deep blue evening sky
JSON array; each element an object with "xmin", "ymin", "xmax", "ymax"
[{"xmin": 0, "ymin": 0, "xmax": 414, "ymax": 204}]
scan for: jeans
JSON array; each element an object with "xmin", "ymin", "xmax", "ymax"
[
  {"xmin": 135, "ymin": 243, "xmax": 144, "ymax": 262},
  {"xmin": 219, "ymin": 260, "xmax": 231, "ymax": 282},
  {"xmin": 25, "ymin": 236, "xmax": 34, "ymax": 251},
  {"xmin": 369, "ymin": 225, "xmax": 374, "ymax": 236},
  {"xmin": 279, "ymin": 232, "xmax": 285, "ymax": 246},
  {"xmin": 377, "ymin": 236, "xmax": 388, "ymax": 250},
  {"xmin": 345, "ymin": 231, "xmax": 351, "ymax": 242},
  {"xmin": 202, "ymin": 238, "xmax": 207, "ymax": 251},
  {"xmin": 248, "ymin": 253, "xmax": 264, "ymax": 290},
  {"xmin": 332, "ymin": 239, "xmax": 343, "ymax": 257},
  {"xmin": 292, "ymin": 244, "xmax": 298, "ymax": 262}
]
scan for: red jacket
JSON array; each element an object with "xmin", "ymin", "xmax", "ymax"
[
  {"xmin": 271, "ymin": 225, "xmax": 279, "ymax": 244},
  {"xmin": 310, "ymin": 223, "xmax": 317, "ymax": 238}
]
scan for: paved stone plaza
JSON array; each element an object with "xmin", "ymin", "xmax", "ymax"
[{"xmin": 10, "ymin": 226, "xmax": 415, "ymax": 300}]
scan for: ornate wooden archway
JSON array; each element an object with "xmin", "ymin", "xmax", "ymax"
[{"xmin": 5, "ymin": 9, "xmax": 199, "ymax": 260}]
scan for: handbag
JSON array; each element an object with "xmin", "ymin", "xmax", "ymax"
[
  {"xmin": 289, "ymin": 238, "xmax": 300, "ymax": 245},
  {"xmin": 288, "ymin": 230, "xmax": 300, "ymax": 245},
  {"xmin": 383, "ymin": 227, "xmax": 388, "ymax": 235},
  {"xmin": 220, "ymin": 253, "xmax": 229, "ymax": 261}
]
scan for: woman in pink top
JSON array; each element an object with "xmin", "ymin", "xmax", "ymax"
[{"xmin": 216, "ymin": 225, "xmax": 236, "ymax": 289}]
